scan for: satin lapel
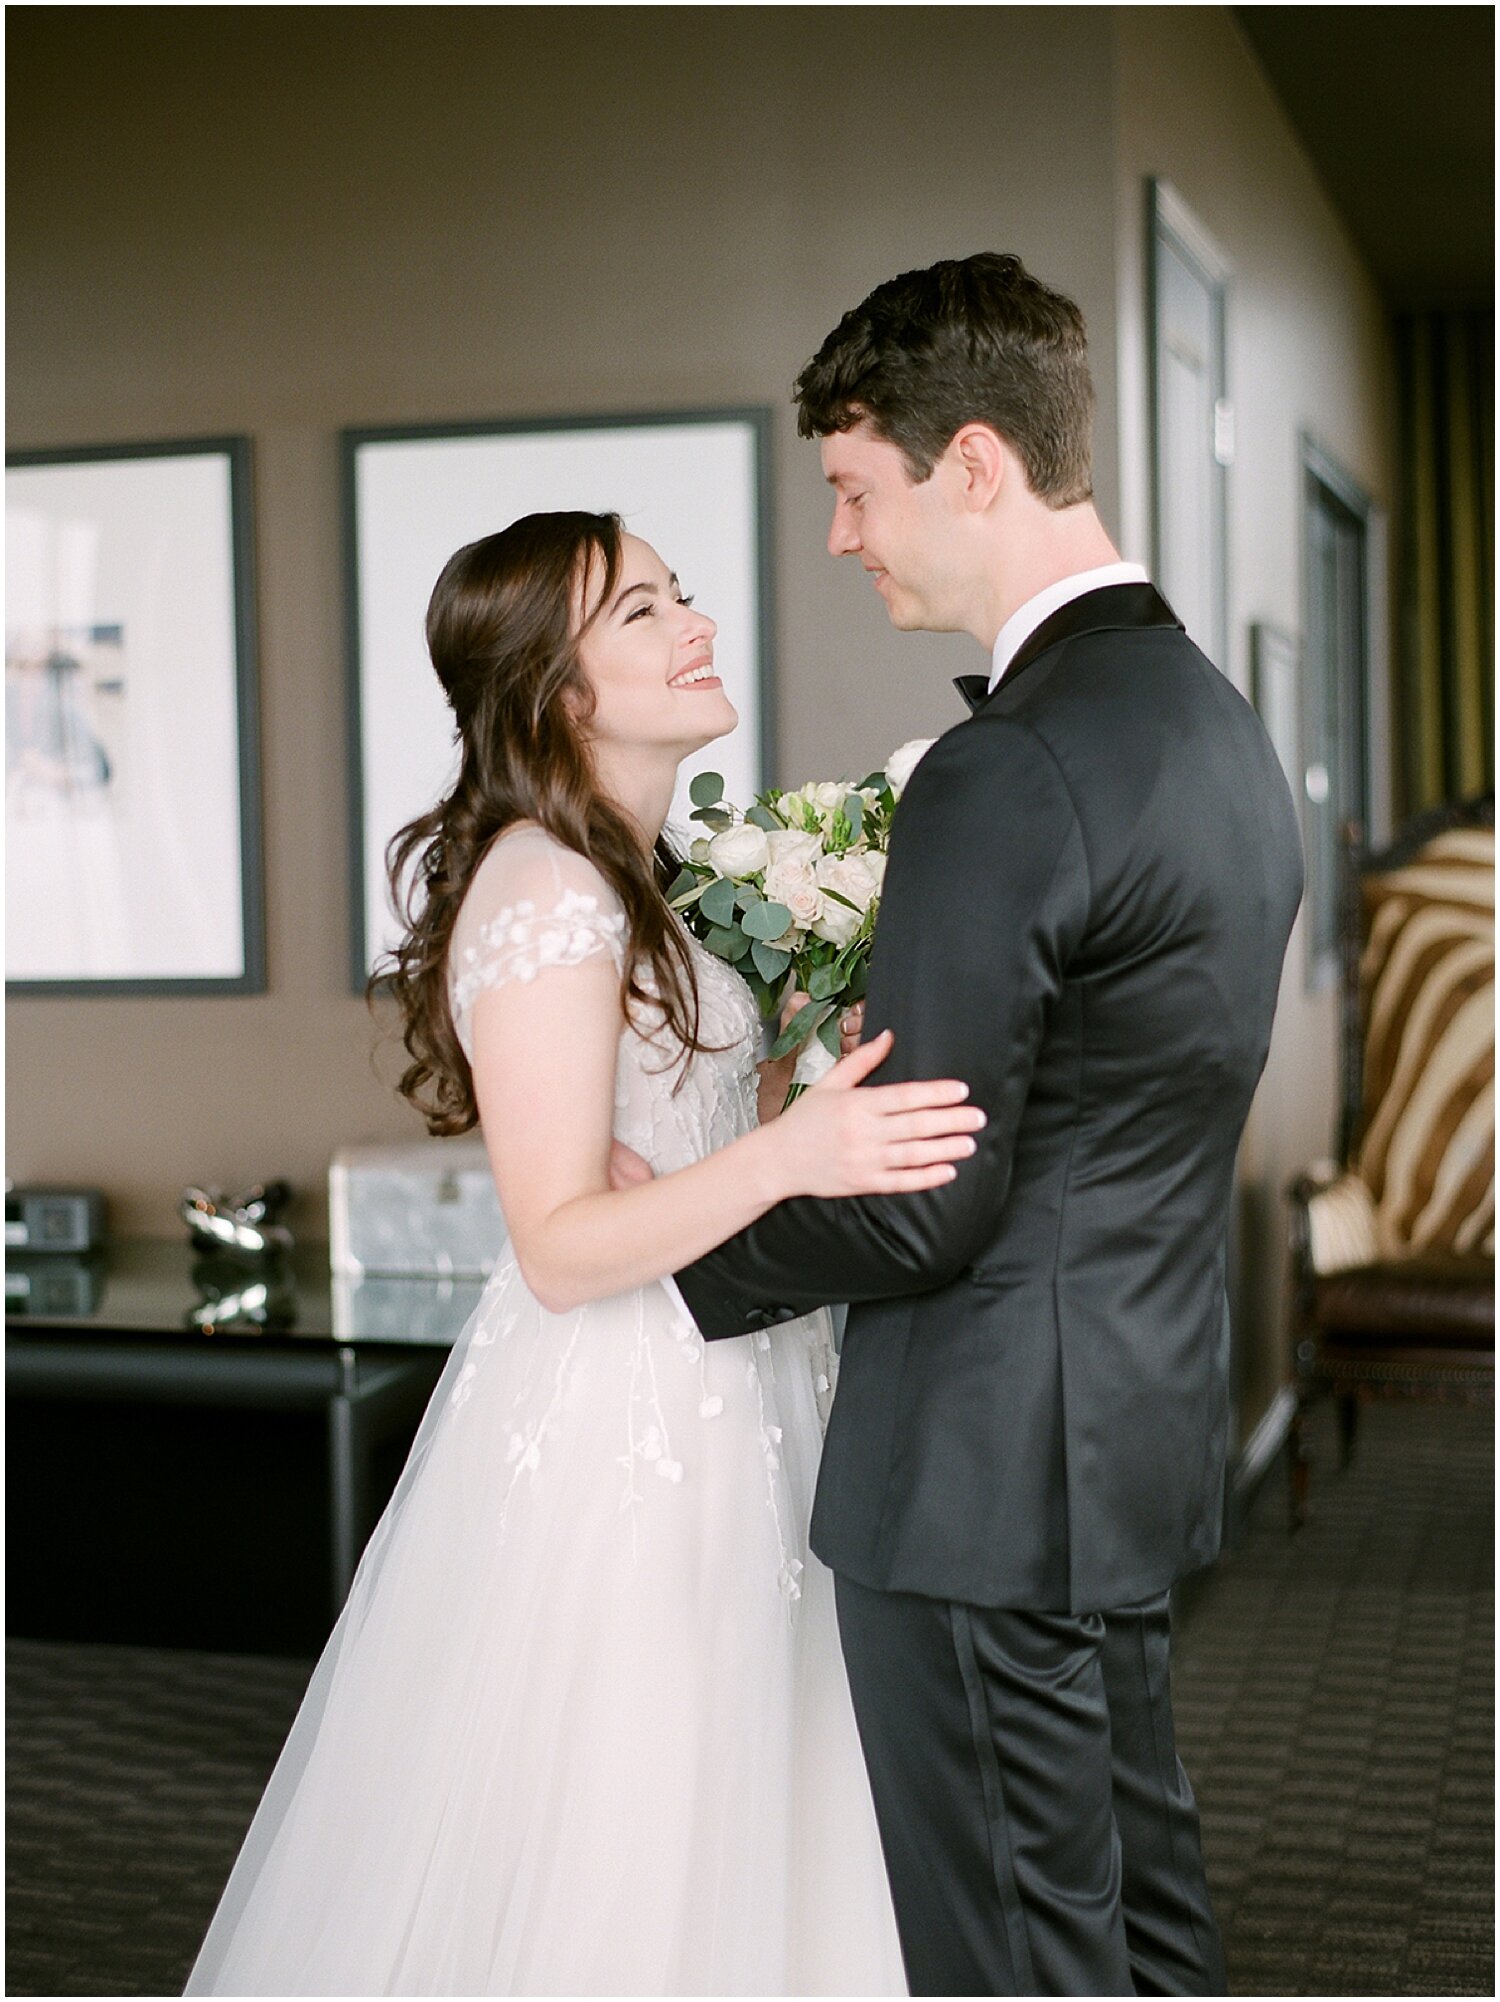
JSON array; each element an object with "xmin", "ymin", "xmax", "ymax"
[{"xmin": 952, "ymin": 583, "xmax": 1183, "ymax": 715}]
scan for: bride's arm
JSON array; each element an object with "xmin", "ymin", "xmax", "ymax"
[{"xmin": 470, "ymin": 953, "xmax": 982, "ymax": 1316}]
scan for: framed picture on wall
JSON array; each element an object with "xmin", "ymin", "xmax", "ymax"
[
  {"xmin": 343, "ymin": 408, "xmax": 774, "ymax": 989},
  {"xmin": 5, "ymin": 438, "xmax": 264, "ymax": 994}
]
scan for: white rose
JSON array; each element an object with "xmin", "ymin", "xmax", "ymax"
[
  {"xmin": 706, "ymin": 821, "xmax": 770, "ymax": 880},
  {"xmin": 763, "ymin": 857, "xmax": 824, "ymax": 933},
  {"xmin": 809, "ymin": 781, "xmax": 848, "ymax": 821},
  {"xmin": 885, "ymin": 737, "xmax": 936, "ymax": 798},
  {"xmin": 812, "ymin": 850, "xmax": 880, "ymax": 945},
  {"xmin": 777, "ymin": 790, "xmax": 819, "ymax": 831},
  {"xmin": 765, "ymin": 827, "xmax": 823, "ymax": 870}
]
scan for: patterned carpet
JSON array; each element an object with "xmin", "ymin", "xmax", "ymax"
[
  {"xmin": 6, "ymin": 1398, "xmax": 1493, "ymax": 1997},
  {"xmin": 1170, "ymin": 1398, "xmax": 1494, "ymax": 1997}
]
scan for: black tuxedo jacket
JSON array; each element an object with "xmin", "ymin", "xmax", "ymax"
[{"xmin": 675, "ymin": 584, "xmax": 1304, "ymax": 1613}]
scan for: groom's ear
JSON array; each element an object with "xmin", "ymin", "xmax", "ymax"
[{"xmin": 948, "ymin": 423, "xmax": 1007, "ymax": 514}]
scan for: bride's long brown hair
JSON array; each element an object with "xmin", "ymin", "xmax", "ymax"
[{"xmin": 373, "ymin": 511, "xmax": 713, "ymax": 1137}]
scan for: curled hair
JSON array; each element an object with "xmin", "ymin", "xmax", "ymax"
[
  {"xmin": 372, "ymin": 510, "xmax": 715, "ymax": 1136},
  {"xmin": 794, "ymin": 251, "xmax": 1095, "ymax": 506}
]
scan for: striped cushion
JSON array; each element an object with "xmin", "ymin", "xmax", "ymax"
[{"xmin": 1355, "ymin": 828, "xmax": 1494, "ymax": 1259}]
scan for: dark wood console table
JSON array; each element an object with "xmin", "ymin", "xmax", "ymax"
[{"xmin": 6, "ymin": 1239, "xmax": 484, "ymax": 1651}]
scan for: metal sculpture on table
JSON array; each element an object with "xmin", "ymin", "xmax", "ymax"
[{"xmin": 180, "ymin": 1180, "xmax": 297, "ymax": 1333}]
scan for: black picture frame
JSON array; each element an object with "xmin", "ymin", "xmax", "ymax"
[
  {"xmin": 342, "ymin": 406, "xmax": 775, "ymax": 992},
  {"xmin": 5, "ymin": 435, "xmax": 265, "ymax": 996}
]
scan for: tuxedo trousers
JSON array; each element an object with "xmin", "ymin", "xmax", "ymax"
[{"xmin": 834, "ymin": 1574, "xmax": 1226, "ymax": 1997}]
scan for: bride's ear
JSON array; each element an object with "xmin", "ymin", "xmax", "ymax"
[{"xmin": 557, "ymin": 666, "xmax": 593, "ymax": 728}]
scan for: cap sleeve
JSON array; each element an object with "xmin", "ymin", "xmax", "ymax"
[{"xmin": 446, "ymin": 827, "xmax": 627, "ymax": 1062}]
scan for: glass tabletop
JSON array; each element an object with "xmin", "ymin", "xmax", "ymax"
[{"xmin": 4, "ymin": 1237, "xmax": 486, "ymax": 1349}]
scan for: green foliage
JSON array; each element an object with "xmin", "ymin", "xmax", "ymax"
[
  {"xmin": 770, "ymin": 1000, "xmax": 830, "ymax": 1061},
  {"xmin": 699, "ymin": 876, "xmax": 739, "ymax": 927},
  {"xmin": 740, "ymin": 899, "xmax": 792, "ymax": 941},
  {"xmin": 689, "ymin": 772, "xmax": 725, "ymax": 807},
  {"xmin": 750, "ymin": 940, "xmax": 792, "ymax": 984}
]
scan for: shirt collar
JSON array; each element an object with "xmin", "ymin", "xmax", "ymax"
[{"xmin": 988, "ymin": 562, "xmax": 1151, "ymax": 692}]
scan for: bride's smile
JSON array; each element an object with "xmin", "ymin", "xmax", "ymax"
[{"xmin": 575, "ymin": 532, "xmax": 737, "ymax": 763}]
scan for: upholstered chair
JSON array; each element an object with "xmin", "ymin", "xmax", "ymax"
[{"xmin": 1287, "ymin": 796, "xmax": 1494, "ymax": 1526}]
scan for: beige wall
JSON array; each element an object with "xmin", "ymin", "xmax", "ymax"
[
  {"xmin": 9, "ymin": 7, "xmax": 1397, "ymax": 1451},
  {"xmin": 1112, "ymin": 7, "xmax": 1398, "ymax": 1435},
  {"xmin": 7, "ymin": 5, "xmax": 1119, "ymax": 1238}
]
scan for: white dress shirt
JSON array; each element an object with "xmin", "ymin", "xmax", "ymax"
[{"xmin": 988, "ymin": 561, "xmax": 1149, "ymax": 693}]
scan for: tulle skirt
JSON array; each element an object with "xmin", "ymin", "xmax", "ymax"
[{"xmin": 184, "ymin": 1259, "xmax": 906, "ymax": 1995}]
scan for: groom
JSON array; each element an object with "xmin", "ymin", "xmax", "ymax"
[{"xmin": 671, "ymin": 253, "xmax": 1303, "ymax": 1996}]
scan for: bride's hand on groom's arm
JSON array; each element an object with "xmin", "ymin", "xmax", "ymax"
[{"xmin": 768, "ymin": 1029, "xmax": 985, "ymax": 1199}]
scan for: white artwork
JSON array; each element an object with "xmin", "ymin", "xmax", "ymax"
[
  {"xmin": 5, "ymin": 443, "xmax": 261, "ymax": 990},
  {"xmin": 345, "ymin": 412, "xmax": 770, "ymax": 983}
]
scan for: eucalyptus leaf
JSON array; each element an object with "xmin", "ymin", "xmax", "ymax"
[
  {"xmin": 689, "ymin": 805, "xmax": 733, "ymax": 830},
  {"xmin": 727, "ymin": 927, "xmax": 753, "ymax": 961},
  {"xmin": 665, "ymin": 865, "xmax": 697, "ymax": 902},
  {"xmin": 689, "ymin": 771, "xmax": 725, "ymax": 807},
  {"xmin": 770, "ymin": 1000, "xmax": 830, "ymax": 1061},
  {"xmin": 741, "ymin": 899, "xmax": 792, "ymax": 941},
  {"xmin": 734, "ymin": 882, "xmax": 760, "ymax": 909},
  {"xmin": 750, "ymin": 941, "xmax": 792, "ymax": 984},
  {"xmin": 699, "ymin": 877, "xmax": 739, "ymax": 927},
  {"xmin": 704, "ymin": 925, "xmax": 741, "ymax": 959},
  {"xmin": 844, "ymin": 792, "xmax": 864, "ymax": 836},
  {"xmin": 745, "ymin": 802, "xmax": 780, "ymax": 832}
]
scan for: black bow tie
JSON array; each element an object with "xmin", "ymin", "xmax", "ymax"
[{"xmin": 953, "ymin": 674, "xmax": 991, "ymax": 714}]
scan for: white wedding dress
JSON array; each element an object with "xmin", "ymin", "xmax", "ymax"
[{"xmin": 185, "ymin": 826, "xmax": 906, "ymax": 1997}]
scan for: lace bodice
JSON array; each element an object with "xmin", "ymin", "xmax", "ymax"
[{"xmin": 447, "ymin": 824, "xmax": 764, "ymax": 1172}]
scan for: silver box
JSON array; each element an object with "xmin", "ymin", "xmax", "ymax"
[{"xmin": 329, "ymin": 1139, "xmax": 507, "ymax": 1278}]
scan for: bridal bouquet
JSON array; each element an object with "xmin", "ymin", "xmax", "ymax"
[{"xmin": 667, "ymin": 736, "xmax": 935, "ymax": 1097}]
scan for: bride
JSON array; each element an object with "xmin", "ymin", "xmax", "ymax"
[{"xmin": 183, "ymin": 510, "xmax": 984, "ymax": 1996}]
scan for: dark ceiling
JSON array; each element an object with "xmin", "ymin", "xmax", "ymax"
[{"xmin": 1233, "ymin": 5, "xmax": 1493, "ymax": 308}]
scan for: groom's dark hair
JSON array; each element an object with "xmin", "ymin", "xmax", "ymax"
[{"xmin": 794, "ymin": 252, "xmax": 1095, "ymax": 506}]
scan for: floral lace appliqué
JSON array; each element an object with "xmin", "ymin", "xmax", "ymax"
[{"xmin": 450, "ymin": 889, "xmax": 626, "ymax": 1028}]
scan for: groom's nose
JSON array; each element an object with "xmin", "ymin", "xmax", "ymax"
[{"xmin": 827, "ymin": 502, "xmax": 862, "ymax": 557}]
